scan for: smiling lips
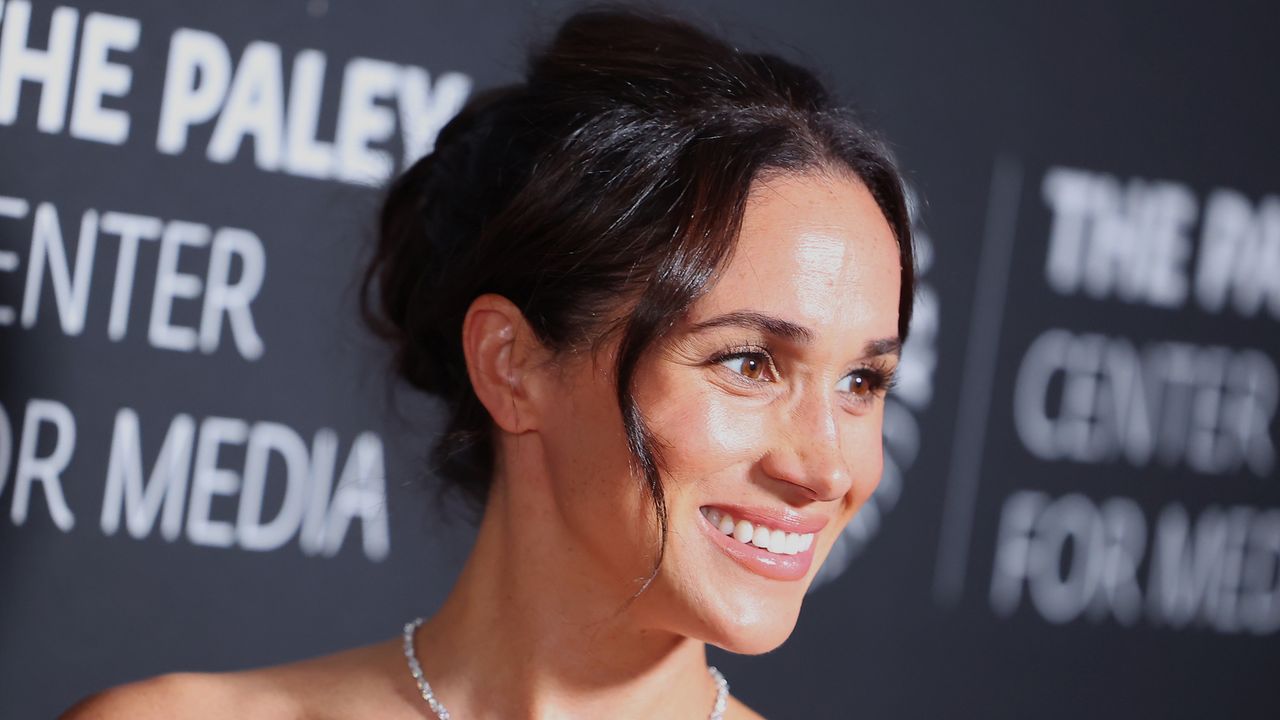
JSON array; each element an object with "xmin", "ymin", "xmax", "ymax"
[
  {"xmin": 698, "ymin": 505, "xmax": 825, "ymax": 581},
  {"xmin": 701, "ymin": 507, "xmax": 814, "ymax": 555}
]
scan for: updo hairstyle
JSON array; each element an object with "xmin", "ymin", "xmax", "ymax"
[{"xmin": 362, "ymin": 7, "xmax": 916, "ymax": 578}]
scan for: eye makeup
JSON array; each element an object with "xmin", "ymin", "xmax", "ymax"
[
  {"xmin": 708, "ymin": 343, "xmax": 778, "ymax": 383},
  {"xmin": 702, "ymin": 339, "xmax": 899, "ymax": 408},
  {"xmin": 837, "ymin": 359, "xmax": 898, "ymax": 411}
]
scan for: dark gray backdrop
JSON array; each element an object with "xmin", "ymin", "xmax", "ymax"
[{"xmin": 2, "ymin": 1, "xmax": 1277, "ymax": 718}]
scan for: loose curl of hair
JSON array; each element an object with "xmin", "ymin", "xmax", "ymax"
[{"xmin": 362, "ymin": 7, "xmax": 915, "ymax": 593}]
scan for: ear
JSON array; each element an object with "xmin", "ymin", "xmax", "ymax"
[{"xmin": 461, "ymin": 293, "xmax": 546, "ymax": 434}]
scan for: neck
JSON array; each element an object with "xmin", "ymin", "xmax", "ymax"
[{"xmin": 415, "ymin": 457, "xmax": 716, "ymax": 719}]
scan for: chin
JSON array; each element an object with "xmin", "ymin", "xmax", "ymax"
[
  {"xmin": 652, "ymin": 503, "xmax": 838, "ymax": 655},
  {"xmin": 708, "ymin": 602, "xmax": 805, "ymax": 655}
]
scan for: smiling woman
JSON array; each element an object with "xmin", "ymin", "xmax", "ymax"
[
  {"xmin": 650, "ymin": 174, "xmax": 905, "ymax": 606},
  {"xmin": 62, "ymin": 6, "xmax": 913, "ymax": 720}
]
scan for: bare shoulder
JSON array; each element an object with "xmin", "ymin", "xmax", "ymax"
[
  {"xmin": 728, "ymin": 693, "xmax": 767, "ymax": 720},
  {"xmin": 59, "ymin": 671, "xmax": 288, "ymax": 720},
  {"xmin": 61, "ymin": 637, "xmax": 415, "ymax": 720}
]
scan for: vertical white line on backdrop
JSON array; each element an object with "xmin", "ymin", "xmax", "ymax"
[{"xmin": 933, "ymin": 155, "xmax": 1023, "ymax": 608}]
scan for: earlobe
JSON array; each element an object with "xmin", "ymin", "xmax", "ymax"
[{"xmin": 461, "ymin": 294, "xmax": 542, "ymax": 434}]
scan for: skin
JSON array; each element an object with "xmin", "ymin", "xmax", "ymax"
[{"xmin": 62, "ymin": 170, "xmax": 902, "ymax": 719}]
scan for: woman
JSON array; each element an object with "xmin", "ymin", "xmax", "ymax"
[{"xmin": 66, "ymin": 7, "xmax": 914, "ymax": 719}]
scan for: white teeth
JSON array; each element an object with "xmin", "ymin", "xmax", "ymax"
[
  {"xmin": 702, "ymin": 508, "xmax": 815, "ymax": 557},
  {"xmin": 717, "ymin": 515, "xmax": 736, "ymax": 535},
  {"xmin": 751, "ymin": 525, "xmax": 771, "ymax": 548},
  {"xmin": 768, "ymin": 529, "xmax": 786, "ymax": 553}
]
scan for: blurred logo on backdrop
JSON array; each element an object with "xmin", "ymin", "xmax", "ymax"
[
  {"xmin": 0, "ymin": 1, "xmax": 473, "ymax": 562},
  {"xmin": 934, "ymin": 158, "xmax": 1279, "ymax": 634}
]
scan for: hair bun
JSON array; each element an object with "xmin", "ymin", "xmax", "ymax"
[{"xmin": 362, "ymin": 85, "xmax": 527, "ymax": 399}]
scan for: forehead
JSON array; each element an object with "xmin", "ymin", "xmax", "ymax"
[{"xmin": 692, "ymin": 171, "xmax": 901, "ymax": 341}]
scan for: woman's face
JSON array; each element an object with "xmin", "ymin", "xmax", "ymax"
[{"xmin": 533, "ymin": 170, "xmax": 902, "ymax": 654}]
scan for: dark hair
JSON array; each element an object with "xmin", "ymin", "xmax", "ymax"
[{"xmin": 362, "ymin": 7, "xmax": 915, "ymax": 590}]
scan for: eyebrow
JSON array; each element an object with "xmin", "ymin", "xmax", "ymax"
[{"xmin": 689, "ymin": 310, "xmax": 902, "ymax": 358}]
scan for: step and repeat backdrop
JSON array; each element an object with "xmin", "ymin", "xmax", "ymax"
[{"xmin": 1, "ymin": 1, "xmax": 1276, "ymax": 717}]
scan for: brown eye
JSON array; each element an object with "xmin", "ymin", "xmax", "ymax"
[
  {"xmin": 719, "ymin": 353, "xmax": 772, "ymax": 381},
  {"xmin": 838, "ymin": 369, "xmax": 874, "ymax": 396}
]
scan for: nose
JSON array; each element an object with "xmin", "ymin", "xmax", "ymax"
[{"xmin": 759, "ymin": 389, "xmax": 856, "ymax": 502}]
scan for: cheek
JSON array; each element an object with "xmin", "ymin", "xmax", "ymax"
[
  {"xmin": 649, "ymin": 383, "xmax": 770, "ymax": 485},
  {"xmin": 838, "ymin": 414, "xmax": 887, "ymax": 516},
  {"xmin": 539, "ymin": 372, "xmax": 649, "ymax": 538}
]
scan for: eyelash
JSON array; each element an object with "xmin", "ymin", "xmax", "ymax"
[{"xmin": 707, "ymin": 345, "xmax": 898, "ymax": 403}]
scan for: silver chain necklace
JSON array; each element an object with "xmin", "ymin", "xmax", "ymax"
[{"xmin": 403, "ymin": 617, "xmax": 729, "ymax": 720}]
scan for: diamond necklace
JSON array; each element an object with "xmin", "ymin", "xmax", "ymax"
[{"xmin": 402, "ymin": 617, "xmax": 729, "ymax": 720}]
